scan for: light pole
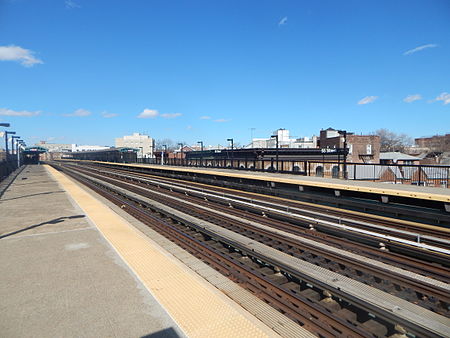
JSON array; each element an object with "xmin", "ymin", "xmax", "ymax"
[
  {"xmin": 0, "ymin": 123, "xmax": 10, "ymax": 162},
  {"xmin": 12, "ymin": 136, "xmax": 20, "ymax": 154},
  {"xmin": 178, "ymin": 143, "xmax": 183, "ymax": 165},
  {"xmin": 197, "ymin": 141, "xmax": 203, "ymax": 166},
  {"xmin": 16, "ymin": 139, "xmax": 24, "ymax": 167},
  {"xmin": 227, "ymin": 138, "xmax": 234, "ymax": 150},
  {"xmin": 338, "ymin": 130, "xmax": 347, "ymax": 179},
  {"xmin": 270, "ymin": 134, "xmax": 279, "ymax": 172},
  {"xmin": 227, "ymin": 138, "xmax": 234, "ymax": 168},
  {"xmin": 161, "ymin": 145, "xmax": 167, "ymax": 165},
  {"xmin": 12, "ymin": 136, "xmax": 21, "ymax": 168},
  {"xmin": 5, "ymin": 131, "xmax": 16, "ymax": 161}
]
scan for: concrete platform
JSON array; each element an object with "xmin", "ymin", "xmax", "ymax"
[{"xmin": 0, "ymin": 165, "xmax": 280, "ymax": 338}]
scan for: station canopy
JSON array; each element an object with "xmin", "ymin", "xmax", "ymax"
[{"xmin": 23, "ymin": 146, "xmax": 48, "ymax": 154}]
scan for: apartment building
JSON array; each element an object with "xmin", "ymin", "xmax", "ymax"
[
  {"xmin": 319, "ymin": 128, "xmax": 380, "ymax": 163},
  {"xmin": 115, "ymin": 133, "xmax": 155, "ymax": 158}
]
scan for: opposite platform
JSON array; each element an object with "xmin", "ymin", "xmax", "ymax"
[{"xmin": 85, "ymin": 161, "xmax": 450, "ymax": 203}]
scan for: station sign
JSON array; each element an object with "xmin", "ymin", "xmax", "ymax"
[{"xmin": 321, "ymin": 148, "xmax": 337, "ymax": 153}]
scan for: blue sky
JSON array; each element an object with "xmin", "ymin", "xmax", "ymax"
[{"xmin": 0, "ymin": 0, "xmax": 449, "ymax": 147}]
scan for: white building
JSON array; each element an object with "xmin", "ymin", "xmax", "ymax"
[
  {"xmin": 248, "ymin": 129, "xmax": 318, "ymax": 149},
  {"xmin": 115, "ymin": 133, "xmax": 155, "ymax": 158}
]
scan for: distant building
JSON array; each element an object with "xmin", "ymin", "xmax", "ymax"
[
  {"xmin": 248, "ymin": 129, "xmax": 318, "ymax": 149},
  {"xmin": 415, "ymin": 134, "xmax": 450, "ymax": 152},
  {"xmin": 115, "ymin": 133, "xmax": 155, "ymax": 158},
  {"xmin": 318, "ymin": 127, "xmax": 380, "ymax": 163},
  {"xmin": 35, "ymin": 141, "xmax": 74, "ymax": 152},
  {"xmin": 408, "ymin": 134, "xmax": 450, "ymax": 165}
]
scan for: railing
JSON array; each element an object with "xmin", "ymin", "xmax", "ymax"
[
  {"xmin": 0, "ymin": 160, "xmax": 19, "ymax": 182},
  {"xmin": 306, "ymin": 161, "xmax": 450, "ymax": 188},
  {"xmin": 133, "ymin": 158, "xmax": 450, "ymax": 188},
  {"xmin": 139, "ymin": 157, "xmax": 310, "ymax": 174}
]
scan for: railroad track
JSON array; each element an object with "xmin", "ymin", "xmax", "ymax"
[
  {"xmin": 81, "ymin": 163, "xmax": 449, "ymax": 240},
  {"xmin": 52, "ymin": 163, "xmax": 450, "ymax": 337},
  {"xmin": 62, "ymin": 163, "xmax": 450, "ymax": 310},
  {"xmin": 73, "ymin": 163, "xmax": 450, "ymax": 264}
]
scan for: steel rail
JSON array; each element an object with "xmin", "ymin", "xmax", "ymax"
[
  {"xmin": 72, "ymin": 165, "xmax": 450, "ymax": 312},
  {"xmin": 75, "ymin": 163, "xmax": 450, "ymax": 253}
]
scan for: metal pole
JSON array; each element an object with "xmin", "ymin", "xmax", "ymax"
[
  {"xmin": 342, "ymin": 131, "xmax": 347, "ymax": 179},
  {"xmin": 270, "ymin": 134, "xmax": 279, "ymax": 172},
  {"xmin": 4, "ymin": 132, "xmax": 8, "ymax": 161},
  {"xmin": 17, "ymin": 143, "xmax": 21, "ymax": 167},
  {"xmin": 178, "ymin": 143, "xmax": 183, "ymax": 166},
  {"xmin": 276, "ymin": 136, "xmax": 279, "ymax": 172},
  {"xmin": 161, "ymin": 145, "xmax": 167, "ymax": 165},
  {"xmin": 11, "ymin": 136, "xmax": 15, "ymax": 157},
  {"xmin": 197, "ymin": 141, "xmax": 203, "ymax": 166},
  {"xmin": 227, "ymin": 138, "xmax": 234, "ymax": 168},
  {"xmin": 11, "ymin": 137, "xmax": 20, "ymax": 168}
]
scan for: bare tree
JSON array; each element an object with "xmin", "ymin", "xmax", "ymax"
[
  {"xmin": 374, "ymin": 129, "xmax": 412, "ymax": 152},
  {"xmin": 155, "ymin": 139, "xmax": 188, "ymax": 151},
  {"xmin": 155, "ymin": 138, "xmax": 176, "ymax": 151}
]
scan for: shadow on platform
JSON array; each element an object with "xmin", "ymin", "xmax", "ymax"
[
  {"xmin": 0, "ymin": 190, "xmax": 65, "ymax": 202},
  {"xmin": 11, "ymin": 180, "xmax": 53, "ymax": 187},
  {"xmin": 0, "ymin": 215, "xmax": 86, "ymax": 239},
  {"xmin": 141, "ymin": 327, "xmax": 181, "ymax": 338}
]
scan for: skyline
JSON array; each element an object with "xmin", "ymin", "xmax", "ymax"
[{"xmin": 1, "ymin": 0, "xmax": 449, "ymax": 147}]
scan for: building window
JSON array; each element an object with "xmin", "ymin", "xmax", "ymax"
[
  {"xmin": 348, "ymin": 144, "xmax": 353, "ymax": 155},
  {"xmin": 366, "ymin": 144, "xmax": 372, "ymax": 155}
]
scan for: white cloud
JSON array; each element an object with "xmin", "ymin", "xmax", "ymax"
[
  {"xmin": 0, "ymin": 108, "xmax": 40, "ymax": 117},
  {"xmin": 64, "ymin": 108, "xmax": 92, "ymax": 117},
  {"xmin": 214, "ymin": 118, "xmax": 230, "ymax": 123},
  {"xmin": 102, "ymin": 111, "xmax": 118, "ymax": 118},
  {"xmin": 200, "ymin": 115, "xmax": 211, "ymax": 120},
  {"xmin": 403, "ymin": 44, "xmax": 437, "ymax": 55},
  {"xmin": 403, "ymin": 94, "xmax": 422, "ymax": 103},
  {"xmin": 357, "ymin": 96, "xmax": 378, "ymax": 105},
  {"xmin": 0, "ymin": 45, "xmax": 43, "ymax": 67},
  {"xmin": 434, "ymin": 92, "xmax": 450, "ymax": 105},
  {"xmin": 278, "ymin": 17, "xmax": 287, "ymax": 26},
  {"xmin": 161, "ymin": 113, "xmax": 182, "ymax": 119},
  {"xmin": 65, "ymin": 0, "xmax": 80, "ymax": 9},
  {"xmin": 186, "ymin": 125, "xmax": 193, "ymax": 130},
  {"xmin": 137, "ymin": 108, "xmax": 159, "ymax": 118}
]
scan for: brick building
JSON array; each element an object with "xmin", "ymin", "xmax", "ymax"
[
  {"xmin": 415, "ymin": 134, "xmax": 450, "ymax": 152},
  {"xmin": 319, "ymin": 128, "xmax": 380, "ymax": 163}
]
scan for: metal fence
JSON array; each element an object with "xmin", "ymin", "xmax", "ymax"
[
  {"xmin": 306, "ymin": 161, "xmax": 450, "ymax": 188},
  {"xmin": 134, "ymin": 157, "xmax": 450, "ymax": 188},
  {"xmin": 0, "ymin": 160, "xmax": 19, "ymax": 182},
  {"xmin": 139, "ymin": 157, "xmax": 310, "ymax": 174}
]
